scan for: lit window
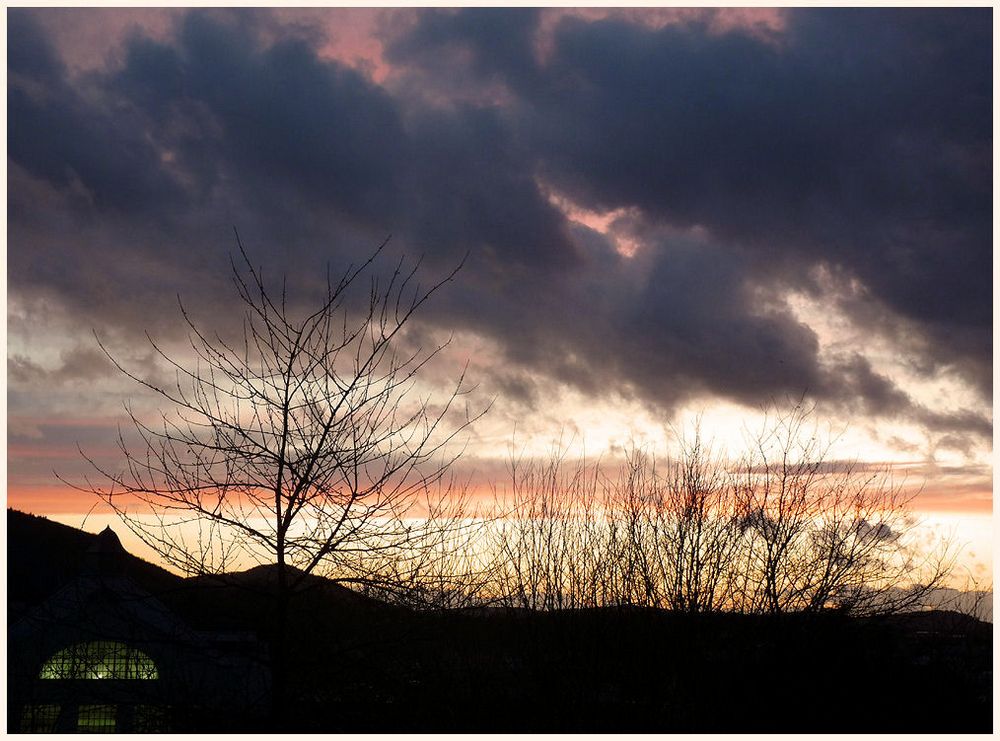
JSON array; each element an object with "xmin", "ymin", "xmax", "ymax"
[
  {"xmin": 77, "ymin": 705, "xmax": 117, "ymax": 733},
  {"xmin": 39, "ymin": 641, "xmax": 158, "ymax": 680}
]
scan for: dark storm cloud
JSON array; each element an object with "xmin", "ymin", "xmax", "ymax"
[
  {"xmin": 387, "ymin": 8, "xmax": 991, "ymax": 397},
  {"xmin": 8, "ymin": 9, "xmax": 65, "ymax": 86},
  {"xmin": 832, "ymin": 355, "xmax": 992, "ymax": 438},
  {"xmin": 112, "ymin": 9, "xmax": 575, "ymax": 268},
  {"xmin": 384, "ymin": 7, "xmax": 542, "ymax": 97},
  {"xmin": 9, "ymin": 16, "xmax": 189, "ymax": 217},
  {"xmin": 7, "ymin": 8, "xmax": 991, "ymax": 440}
]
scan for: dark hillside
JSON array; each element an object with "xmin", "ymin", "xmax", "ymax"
[
  {"xmin": 295, "ymin": 606, "xmax": 991, "ymax": 733},
  {"xmin": 165, "ymin": 563, "xmax": 402, "ymax": 632},
  {"xmin": 6, "ymin": 509, "xmax": 183, "ymax": 620},
  {"xmin": 6, "ymin": 509, "xmax": 394, "ymax": 633},
  {"xmin": 7, "ymin": 510, "xmax": 992, "ymax": 732}
]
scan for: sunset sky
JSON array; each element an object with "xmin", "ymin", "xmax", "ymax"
[{"xmin": 7, "ymin": 8, "xmax": 992, "ymax": 578}]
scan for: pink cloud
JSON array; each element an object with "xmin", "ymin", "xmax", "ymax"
[
  {"xmin": 536, "ymin": 7, "xmax": 789, "ymax": 62},
  {"xmin": 31, "ymin": 8, "xmax": 179, "ymax": 73},
  {"xmin": 273, "ymin": 8, "xmax": 396, "ymax": 82}
]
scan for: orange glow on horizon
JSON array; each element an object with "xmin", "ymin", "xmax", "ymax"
[{"xmin": 8, "ymin": 478, "xmax": 993, "ymax": 518}]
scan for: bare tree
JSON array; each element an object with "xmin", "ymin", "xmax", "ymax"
[
  {"xmin": 635, "ymin": 431, "xmax": 742, "ymax": 613},
  {"xmin": 727, "ymin": 402, "xmax": 955, "ymax": 616},
  {"xmin": 72, "ymin": 235, "xmax": 484, "ymax": 723},
  {"xmin": 478, "ymin": 405, "xmax": 955, "ymax": 619}
]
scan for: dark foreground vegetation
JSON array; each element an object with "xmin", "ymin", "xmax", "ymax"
[{"xmin": 9, "ymin": 510, "xmax": 991, "ymax": 733}]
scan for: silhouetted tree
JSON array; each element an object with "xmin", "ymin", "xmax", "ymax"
[
  {"xmin": 75, "ymin": 234, "xmax": 484, "ymax": 724},
  {"xmin": 727, "ymin": 403, "xmax": 955, "ymax": 615},
  {"xmin": 477, "ymin": 405, "xmax": 954, "ymax": 617}
]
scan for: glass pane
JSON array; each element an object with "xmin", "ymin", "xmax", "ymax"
[
  {"xmin": 39, "ymin": 641, "xmax": 158, "ymax": 680},
  {"xmin": 20, "ymin": 704, "xmax": 60, "ymax": 732},
  {"xmin": 78, "ymin": 705, "xmax": 117, "ymax": 733}
]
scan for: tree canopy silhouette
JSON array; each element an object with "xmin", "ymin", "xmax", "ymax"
[{"xmin": 75, "ymin": 234, "xmax": 483, "ymax": 722}]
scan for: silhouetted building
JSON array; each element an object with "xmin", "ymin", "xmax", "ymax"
[{"xmin": 8, "ymin": 527, "xmax": 269, "ymax": 732}]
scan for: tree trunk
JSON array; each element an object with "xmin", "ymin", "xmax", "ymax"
[{"xmin": 270, "ymin": 561, "xmax": 290, "ymax": 729}]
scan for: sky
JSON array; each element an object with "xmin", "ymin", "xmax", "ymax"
[{"xmin": 6, "ymin": 7, "xmax": 992, "ymax": 577}]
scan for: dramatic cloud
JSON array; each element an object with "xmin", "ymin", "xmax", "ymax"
[
  {"xmin": 386, "ymin": 8, "xmax": 991, "ymax": 396},
  {"xmin": 8, "ymin": 7, "xmax": 992, "ymax": 506}
]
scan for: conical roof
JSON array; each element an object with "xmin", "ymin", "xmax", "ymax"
[
  {"xmin": 84, "ymin": 526, "xmax": 126, "ymax": 576},
  {"xmin": 86, "ymin": 526, "xmax": 125, "ymax": 554}
]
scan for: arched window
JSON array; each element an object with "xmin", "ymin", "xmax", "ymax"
[{"xmin": 39, "ymin": 641, "xmax": 158, "ymax": 680}]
